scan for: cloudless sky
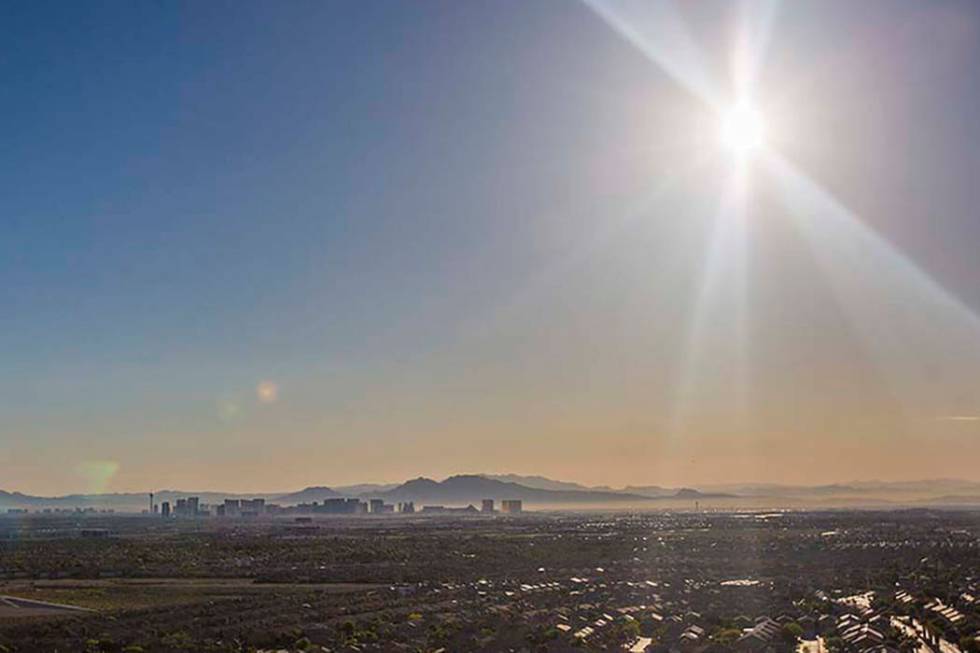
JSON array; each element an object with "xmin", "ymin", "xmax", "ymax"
[{"xmin": 3, "ymin": 0, "xmax": 980, "ymax": 494}]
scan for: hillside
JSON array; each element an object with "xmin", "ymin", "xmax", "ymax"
[
  {"xmin": 273, "ymin": 486, "xmax": 343, "ymax": 504},
  {"xmin": 375, "ymin": 475, "xmax": 655, "ymax": 505}
]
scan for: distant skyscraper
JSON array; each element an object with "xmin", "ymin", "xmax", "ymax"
[
  {"xmin": 320, "ymin": 498, "xmax": 346, "ymax": 514},
  {"xmin": 501, "ymin": 499, "xmax": 522, "ymax": 514},
  {"xmin": 342, "ymin": 498, "xmax": 364, "ymax": 514},
  {"xmin": 481, "ymin": 499, "xmax": 494, "ymax": 513},
  {"xmin": 369, "ymin": 499, "xmax": 384, "ymax": 514},
  {"xmin": 239, "ymin": 498, "xmax": 265, "ymax": 515},
  {"xmin": 161, "ymin": 501, "xmax": 171, "ymax": 518},
  {"xmin": 252, "ymin": 498, "xmax": 265, "ymax": 510}
]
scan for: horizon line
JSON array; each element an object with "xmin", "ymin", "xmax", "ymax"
[{"xmin": 4, "ymin": 474, "xmax": 980, "ymax": 499}]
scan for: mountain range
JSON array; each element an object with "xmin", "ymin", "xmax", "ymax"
[
  {"xmin": 364, "ymin": 475, "xmax": 690, "ymax": 505},
  {"xmin": 2, "ymin": 475, "xmax": 979, "ymax": 512}
]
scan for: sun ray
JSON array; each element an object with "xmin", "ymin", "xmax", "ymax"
[
  {"xmin": 669, "ymin": 166, "xmax": 751, "ymax": 436},
  {"xmin": 765, "ymin": 153, "xmax": 980, "ymax": 418},
  {"xmin": 732, "ymin": 0, "xmax": 782, "ymax": 98},
  {"xmin": 582, "ymin": 0, "xmax": 722, "ymax": 108},
  {"xmin": 455, "ymin": 152, "xmax": 716, "ymax": 344}
]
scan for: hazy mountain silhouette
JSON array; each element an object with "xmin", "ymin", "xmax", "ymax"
[
  {"xmin": 699, "ymin": 478, "xmax": 980, "ymax": 498},
  {"xmin": 0, "ymin": 489, "xmax": 278, "ymax": 511},
  {"xmin": 621, "ymin": 485, "xmax": 677, "ymax": 498},
  {"xmin": 481, "ymin": 474, "xmax": 594, "ymax": 492},
  {"xmin": 375, "ymin": 475, "xmax": 663, "ymax": 505},
  {"xmin": 482, "ymin": 474, "xmax": 717, "ymax": 499},
  {"xmin": 333, "ymin": 483, "xmax": 399, "ymax": 496},
  {"xmin": 273, "ymin": 486, "xmax": 343, "ymax": 504},
  {"xmin": 3, "ymin": 478, "xmax": 979, "ymax": 512}
]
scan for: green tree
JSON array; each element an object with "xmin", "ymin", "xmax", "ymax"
[
  {"xmin": 715, "ymin": 628, "xmax": 744, "ymax": 645},
  {"xmin": 783, "ymin": 622, "xmax": 804, "ymax": 642}
]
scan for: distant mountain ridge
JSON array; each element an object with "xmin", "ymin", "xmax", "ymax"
[
  {"xmin": 0, "ymin": 476, "xmax": 714, "ymax": 511},
  {"xmin": 2, "ymin": 476, "xmax": 979, "ymax": 512},
  {"xmin": 273, "ymin": 486, "xmax": 343, "ymax": 504},
  {"xmin": 697, "ymin": 478, "xmax": 980, "ymax": 497},
  {"xmin": 369, "ymin": 475, "xmax": 659, "ymax": 505},
  {"xmin": 0, "ymin": 489, "xmax": 281, "ymax": 512},
  {"xmin": 482, "ymin": 474, "xmax": 717, "ymax": 498},
  {"xmin": 482, "ymin": 474, "xmax": 595, "ymax": 492},
  {"xmin": 333, "ymin": 483, "xmax": 399, "ymax": 496}
]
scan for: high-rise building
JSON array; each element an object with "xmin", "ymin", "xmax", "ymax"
[
  {"xmin": 241, "ymin": 498, "xmax": 265, "ymax": 513},
  {"xmin": 369, "ymin": 499, "xmax": 384, "ymax": 514},
  {"xmin": 481, "ymin": 499, "xmax": 494, "ymax": 513},
  {"xmin": 321, "ymin": 498, "xmax": 347, "ymax": 514},
  {"xmin": 500, "ymin": 499, "xmax": 523, "ymax": 514},
  {"xmin": 161, "ymin": 501, "xmax": 171, "ymax": 518},
  {"xmin": 347, "ymin": 498, "xmax": 364, "ymax": 514}
]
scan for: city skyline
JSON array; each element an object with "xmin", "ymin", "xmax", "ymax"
[
  {"xmin": 4, "ymin": 1, "xmax": 980, "ymax": 495},
  {"xmin": 5, "ymin": 472, "xmax": 980, "ymax": 515}
]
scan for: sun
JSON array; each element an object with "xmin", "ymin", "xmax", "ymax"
[{"xmin": 720, "ymin": 102, "xmax": 765, "ymax": 155}]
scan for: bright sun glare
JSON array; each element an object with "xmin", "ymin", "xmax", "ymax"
[{"xmin": 720, "ymin": 103, "xmax": 765, "ymax": 155}]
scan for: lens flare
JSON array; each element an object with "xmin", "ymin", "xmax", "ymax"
[
  {"xmin": 257, "ymin": 381, "xmax": 279, "ymax": 404},
  {"xmin": 75, "ymin": 460, "xmax": 120, "ymax": 494}
]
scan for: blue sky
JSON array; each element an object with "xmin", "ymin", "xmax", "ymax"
[{"xmin": 3, "ymin": 1, "xmax": 980, "ymax": 493}]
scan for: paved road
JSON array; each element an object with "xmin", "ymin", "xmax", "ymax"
[{"xmin": 0, "ymin": 595, "xmax": 93, "ymax": 618}]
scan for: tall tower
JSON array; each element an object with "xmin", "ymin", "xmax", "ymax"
[{"xmin": 149, "ymin": 492, "xmax": 154, "ymax": 515}]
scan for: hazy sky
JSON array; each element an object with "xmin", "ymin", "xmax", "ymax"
[{"xmin": 4, "ymin": 0, "xmax": 980, "ymax": 495}]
